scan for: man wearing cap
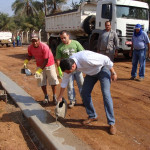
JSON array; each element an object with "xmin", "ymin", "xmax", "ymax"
[
  {"xmin": 129, "ymin": 24, "xmax": 150, "ymax": 81},
  {"xmin": 22, "ymin": 33, "xmax": 59, "ymax": 104}
]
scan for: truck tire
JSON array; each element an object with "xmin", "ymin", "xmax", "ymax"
[
  {"xmin": 49, "ymin": 39, "xmax": 58, "ymax": 57},
  {"xmin": 123, "ymin": 52, "xmax": 131, "ymax": 58},
  {"xmin": 90, "ymin": 40, "xmax": 98, "ymax": 52},
  {"xmin": 82, "ymin": 40, "xmax": 89, "ymax": 50},
  {"xmin": 83, "ymin": 15, "xmax": 96, "ymax": 34}
]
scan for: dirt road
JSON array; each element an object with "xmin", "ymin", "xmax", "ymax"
[{"xmin": 0, "ymin": 46, "xmax": 150, "ymax": 150}]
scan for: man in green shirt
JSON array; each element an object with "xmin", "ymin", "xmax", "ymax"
[{"xmin": 56, "ymin": 30, "xmax": 84, "ymax": 108}]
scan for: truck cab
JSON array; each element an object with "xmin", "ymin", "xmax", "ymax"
[{"xmin": 90, "ymin": 0, "xmax": 149, "ymax": 57}]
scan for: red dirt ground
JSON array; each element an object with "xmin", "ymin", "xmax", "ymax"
[{"xmin": 0, "ymin": 45, "xmax": 150, "ymax": 150}]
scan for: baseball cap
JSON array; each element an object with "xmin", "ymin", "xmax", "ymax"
[
  {"xmin": 135, "ymin": 24, "xmax": 141, "ymax": 29},
  {"xmin": 31, "ymin": 33, "xmax": 39, "ymax": 40}
]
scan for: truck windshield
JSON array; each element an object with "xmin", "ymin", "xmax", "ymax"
[{"xmin": 116, "ymin": 5, "xmax": 148, "ymax": 20}]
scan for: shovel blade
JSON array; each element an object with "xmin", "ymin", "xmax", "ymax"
[
  {"xmin": 25, "ymin": 68, "xmax": 32, "ymax": 76},
  {"xmin": 21, "ymin": 68, "xmax": 32, "ymax": 76},
  {"xmin": 21, "ymin": 68, "xmax": 26, "ymax": 74}
]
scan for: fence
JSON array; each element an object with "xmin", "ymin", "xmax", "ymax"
[{"xmin": 14, "ymin": 30, "xmax": 47, "ymax": 45}]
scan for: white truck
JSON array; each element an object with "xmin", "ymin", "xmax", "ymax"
[
  {"xmin": 0, "ymin": 32, "xmax": 12, "ymax": 47},
  {"xmin": 45, "ymin": 0, "xmax": 149, "ymax": 57}
]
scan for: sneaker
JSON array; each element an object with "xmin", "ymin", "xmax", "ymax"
[
  {"xmin": 129, "ymin": 76, "xmax": 136, "ymax": 80},
  {"xmin": 53, "ymin": 95, "xmax": 58, "ymax": 105},
  {"xmin": 68, "ymin": 101, "xmax": 76, "ymax": 108},
  {"xmin": 43, "ymin": 95, "xmax": 50, "ymax": 104},
  {"xmin": 109, "ymin": 125, "xmax": 117, "ymax": 135}
]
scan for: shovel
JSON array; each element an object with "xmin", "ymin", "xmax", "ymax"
[{"xmin": 21, "ymin": 68, "xmax": 32, "ymax": 76}]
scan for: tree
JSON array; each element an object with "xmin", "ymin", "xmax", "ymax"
[
  {"xmin": 70, "ymin": 0, "xmax": 86, "ymax": 9},
  {"xmin": 45, "ymin": 0, "xmax": 67, "ymax": 14},
  {"xmin": 0, "ymin": 13, "xmax": 16, "ymax": 31},
  {"xmin": 11, "ymin": 0, "xmax": 43, "ymax": 16}
]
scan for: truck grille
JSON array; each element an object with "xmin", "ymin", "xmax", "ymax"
[{"xmin": 126, "ymin": 24, "xmax": 144, "ymax": 41}]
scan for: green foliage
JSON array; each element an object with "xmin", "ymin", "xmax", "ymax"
[
  {"xmin": 0, "ymin": 0, "xmax": 79, "ymax": 32},
  {"xmin": 46, "ymin": 0, "xmax": 67, "ymax": 14},
  {"xmin": 0, "ymin": 0, "xmax": 68, "ymax": 33},
  {"xmin": 12, "ymin": 0, "xmax": 43, "ymax": 16},
  {"xmin": 70, "ymin": 0, "xmax": 87, "ymax": 9},
  {"xmin": 0, "ymin": 13, "xmax": 15, "ymax": 31}
]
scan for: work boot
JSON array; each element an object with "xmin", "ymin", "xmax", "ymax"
[
  {"xmin": 129, "ymin": 76, "xmax": 136, "ymax": 80},
  {"xmin": 109, "ymin": 125, "xmax": 117, "ymax": 135}
]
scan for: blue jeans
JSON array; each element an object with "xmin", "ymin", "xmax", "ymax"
[
  {"xmin": 131, "ymin": 48, "xmax": 146, "ymax": 78},
  {"xmin": 13, "ymin": 41, "xmax": 15, "ymax": 47},
  {"xmin": 17, "ymin": 40, "xmax": 19, "ymax": 46},
  {"xmin": 67, "ymin": 71, "xmax": 84, "ymax": 102},
  {"xmin": 81, "ymin": 67, "xmax": 115, "ymax": 125}
]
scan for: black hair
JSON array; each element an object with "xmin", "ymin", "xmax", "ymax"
[
  {"xmin": 59, "ymin": 30, "xmax": 69, "ymax": 35},
  {"xmin": 105, "ymin": 21, "xmax": 111, "ymax": 25},
  {"xmin": 60, "ymin": 58, "xmax": 75, "ymax": 71}
]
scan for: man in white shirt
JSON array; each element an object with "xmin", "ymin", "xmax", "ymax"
[{"xmin": 57, "ymin": 50, "xmax": 117, "ymax": 135}]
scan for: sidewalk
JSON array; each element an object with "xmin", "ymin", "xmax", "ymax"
[{"xmin": 0, "ymin": 71, "xmax": 92, "ymax": 150}]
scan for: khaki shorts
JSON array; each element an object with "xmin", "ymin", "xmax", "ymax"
[{"xmin": 37, "ymin": 64, "xmax": 59, "ymax": 87}]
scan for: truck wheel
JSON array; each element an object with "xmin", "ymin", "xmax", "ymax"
[
  {"xmin": 90, "ymin": 40, "xmax": 98, "ymax": 52},
  {"xmin": 82, "ymin": 41, "xmax": 89, "ymax": 50},
  {"xmin": 123, "ymin": 52, "xmax": 131, "ymax": 58},
  {"xmin": 49, "ymin": 39, "xmax": 58, "ymax": 57},
  {"xmin": 83, "ymin": 15, "xmax": 96, "ymax": 34}
]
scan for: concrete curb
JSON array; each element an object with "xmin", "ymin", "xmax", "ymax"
[
  {"xmin": 0, "ymin": 72, "xmax": 93, "ymax": 150},
  {"xmin": 28, "ymin": 116, "xmax": 66, "ymax": 150}
]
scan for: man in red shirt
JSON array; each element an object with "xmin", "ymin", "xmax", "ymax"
[{"xmin": 23, "ymin": 33, "xmax": 59, "ymax": 104}]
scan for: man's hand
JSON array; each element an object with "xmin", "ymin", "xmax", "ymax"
[
  {"xmin": 21, "ymin": 59, "xmax": 29, "ymax": 74},
  {"xmin": 58, "ymin": 66, "xmax": 63, "ymax": 79},
  {"xmin": 57, "ymin": 88, "xmax": 65, "ymax": 102},
  {"xmin": 111, "ymin": 72, "xmax": 117, "ymax": 81},
  {"xmin": 23, "ymin": 59, "xmax": 29, "ymax": 68},
  {"xmin": 57, "ymin": 96, "xmax": 63, "ymax": 102},
  {"xmin": 35, "ymin": 68, "xmax": 43, "ymax": 78}
]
